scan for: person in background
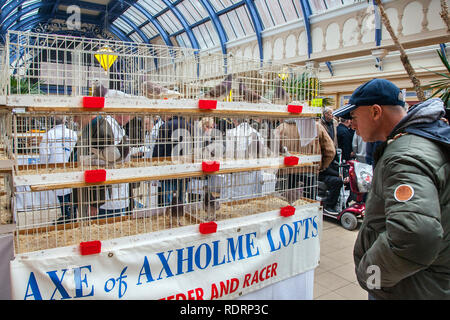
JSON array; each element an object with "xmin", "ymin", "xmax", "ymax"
[
  {"xmin": 276, "ymin": 118, "xmax": 335, "ymax": 203},
  {"xmin": 317, "ymin": 115, "xmax": 343, "ymax": 215},
  {"xmin": 337, "ymin": 117, "xmax": 355, "ymax": 162},
  {"xmin": 365, "ymin": 140, "xmax": 383, "ymax": 166},
  {"xmin": 70, "ymin": 114, "xmax": 131, "ymax": 220},
  {"xmin": 39, "ymin": 116, "xmax": 77, "ymax": 223},
  {"xmin": 152, "ymin": 115, "xmax": 192, "ymax": 216},
  {"xmin": 333, "ymin": 78, "xmax": 449, "ymax": 300},
  {"xmin": 352, "ymin": 133, "xmax": 368, "ymax": 164},
  {"xmin": 321, "ymin": 107, "xmax": 338, "ymax": 147}
]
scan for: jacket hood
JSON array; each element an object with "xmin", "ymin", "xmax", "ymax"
[
  {"xmin": 374, "ymin": 99, "xmax": 449, "ymax": 167},
  {"xmin": 389, "ymin": 98, "xmax": 450, "ymax": 147}
]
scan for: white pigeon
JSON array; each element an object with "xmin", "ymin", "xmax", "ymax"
[{"xmin": 142, "ymin": 80, "xmax": 182, "ymax": 99}]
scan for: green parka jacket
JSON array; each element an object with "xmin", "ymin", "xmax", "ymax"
[{"xmin": 353, "ymin": 99, "xmax": 450, "ymax": 300}]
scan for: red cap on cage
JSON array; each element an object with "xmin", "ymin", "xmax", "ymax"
[
  {"xmin": 287, "ymin": 104, "xmax": 303, "ymax": 113},
  {"xmin": 83, "ymin": 96, "xmax": 105, "ymax": 108},
  {"xmin": 199, "ymin": 221, "xmax": 218, "ymax": 234},
  {"xmin": 202, "ymin": 161, "xmax": 220, "ymax": 172},
  {"xmin": 84, "ymin": 169, "xmax": 107, "ymax": 183},
  {"xmin": 284, "ymin": 156, "xmax": 299, "ymax": 166},
  {"xmin": 80, "ymin": 240, "xmax": 102, "ymax": 255},
  {"xmin": 198, "ymin": 99, "xmax": 217, "ymax": 110},
  {"xmin": 280, "ymin": 206, "xmax": 295, "ymax": 217}
]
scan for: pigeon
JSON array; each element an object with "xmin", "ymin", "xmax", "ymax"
[
  {"xmin": 92, "ymin": 80, "xmax": 131, "ymax": 98},
  {"xmin": 281, "ymin": 146, "xmax": 291, "ymax": 156},
  {"xmin": 92, "ymin": 80, "xmax": 108, "ymax": 97},
  {"xmin": 204, "ymin": 74, "xmax": 232, "ymax": 98},
  {"xmin": 238, "ymin": 79, "xmax": 271, "ymax": 104},
  {"xmin": 142, "ymin": 80, "xmax": 181, "ymax": 99},
  {"xmin": 170, "ymin": 191, "xmax": 184, "ymax": 218},
  {"xmin": 273, "ymin": 78, "xmax": 290, "ymax": 105},
  {"xmin": 203, "ymin": 185, "xmax": 220, "ymax": 222}
]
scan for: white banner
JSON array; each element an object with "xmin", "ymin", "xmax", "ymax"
[{"xmin": 10, "ymin": 203, "xmax": 321, "ymax": 300}]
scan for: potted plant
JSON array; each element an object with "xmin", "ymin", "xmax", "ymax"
[
  {"xmin": 9, "ymin": 76, "xmax": 42, "ymax": 94},
  {"xmin": 423, "ymin": 50, "xmax": 450, "ymax": 120}
]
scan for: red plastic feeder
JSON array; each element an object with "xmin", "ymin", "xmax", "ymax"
[
  {"xmin": 284, "ymin": 156, "xmax": 299, "ymax": 166},
  {"xmin": 198, "ymin": 99, "xmax": 217, "ymax": 110},
  {"xmin": 287, "ymin": 104, "xmax": 303, "ymax": 113},
  {"xmin": 199, "ymin": 221, "xmax": 217, "ymax": 234},
  {"xmin": 280, "ymin": 206, "xmax": 295, "ymax": 217},
  {"xmin": 84, "ymin": 169, "xmax": 107, "ymax": 183},
  {"xmin": 202, "ymin": 161, "xmax": 220, "ymax": 173},
  {"xmin": 83, "ymin": 96, "xmax": 105, "ymax": 108},
  {"xmin": 80, "ymin": 240, "xmax": 102, "ymax": 255}
]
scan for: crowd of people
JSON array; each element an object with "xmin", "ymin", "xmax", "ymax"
[
  {"xmin": 36, "ymin": 100, "xmax": 382, "ymax": 223},
  {"xmin": 332, "ymin": 78, "xmax": 448, "ymax": 300},
  {"xmin": 35, "ymin": 77, "xmax": 449, "ymax": 300},
  {"xmin": 37, "ymin": 112, "xmax": 323, "ymax": 223},
  {"xmin": 317, "ymin": 106, "xmax": 382, "ymax": 215}
]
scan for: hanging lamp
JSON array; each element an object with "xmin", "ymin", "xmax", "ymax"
[{"xmin": 94, "ymin": 46, "xmax": 117, "ymax": 72}]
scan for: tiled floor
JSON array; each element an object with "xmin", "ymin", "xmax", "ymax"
[{"xmin": 314, "ymin": 218, "xmax": 368, "ymax": 300}]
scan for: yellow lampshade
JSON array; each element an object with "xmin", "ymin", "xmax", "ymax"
[
  {"xmin": 95, "ymin": 46, "xmax": 117, "ymax": 71},
  {"xmin": 278, "ymin": 73, "xmax": 288, "ymax": 80}
]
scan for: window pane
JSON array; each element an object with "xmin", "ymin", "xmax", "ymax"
[
  {"xmin": 192, "ymin": 27, "xmax": 206, "ymax": 48},
  {"xmin": 113, "ymin": 18, "xmax": 134, "ymax": 34},
  {"xmin": 280, "ymin": 0, "xmax": 300, "ymax": 22},
  {"xmin": 137, "ymin": 0, "xmax": 163, "ymax": 15},
  {"xmin": 236, "ymin": 6, "xmax": 255, "ymax": 34},
  {"xmin": 219, "ymin": 13, "xmax": 238, "ymax": 40},
  {"xmin": 142, "ymin": 23, "xmax": 159, "ymax": 38},
  {"xmin": 208, "ymin": 0, "xmax": 226, "ymax": 11},
  {"xmin": 325, "ymin": 0, "xmax": 344, "ymax": 10},
  {"xmin": 267, "ymin": 0, "xmax": 286, "ymax": 25},
  {"xmin": 255, "ymin": 0, "xmax": 274, "ymax": 28},
  {"xmin": 309, "ymin": 0, "xmax": 327, "ymax": 14}
]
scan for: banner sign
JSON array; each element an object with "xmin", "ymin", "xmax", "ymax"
[{"xmin": 10, "ymin": 203, "xmax": 321, "ymax": 300}]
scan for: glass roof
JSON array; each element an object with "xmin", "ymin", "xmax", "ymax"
[{"xmin": 0, "ymin": 0, "xmax": 361, "ymax": 50}]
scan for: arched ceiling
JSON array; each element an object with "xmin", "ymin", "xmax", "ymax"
[{"xmin": 0, "ymin": 0, "xmax": 363, "ymax": 60}]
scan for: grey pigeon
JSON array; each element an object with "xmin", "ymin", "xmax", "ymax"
[
  {"xmin": 92, "ymin": 80, "xmax": 131, "ymax": 98},
  {"xmin": 142, "ymin": 80, "xmax": 181, "ymax": 99},
  {"xmin": 238, "ymin": 79, "xmax": 271, "ymax": 104},
  {"xmin": 203, "ymin": 185, "xmax": 220, "ymax": 221},
  {"xmin": 92, "ymin": 80, "xmax": 108, "ymax": 97},
  {"xmin": 273, "ymin": 78, "xmax": 290, "ymax": 105},
  {"xmin": 167, "ymin": 191, "xmax": 185, "ymax": 228},
  {"xmin": 204, "ymin": 74, "xmax": 232, "ymax": 98}
]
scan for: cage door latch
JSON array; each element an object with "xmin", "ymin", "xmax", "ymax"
[
  {"xmin": 284, "ymin": 156, "xmax": 299, "ymax": 166},
  {"xmin": 280, "ymin": 206, "xmax": 295, "ymax": 217},
  {"xmin": 80, "ymin": 240, "xmax": 102, "ymax": 255},
  {"xmin": 287, "ymin": 104, "xmax": 303, "ymax": 113},
  {"xmin": 198, "ymin": 99, "xmax": 217, "ymax": 110},
  {"xmin": 84, "ymin": 169, "xmax": 107, "ymax": 183},
  {"xmin": 83, "ymin": 96, "xmax": 105, "ymax": 108},
  {"xmin": 199, "ymin": 221, "xmax": 218, "ymax": 234},
  {"xmin": 202, "ymin": 161, "xmax": 220, "ymax": 173}
]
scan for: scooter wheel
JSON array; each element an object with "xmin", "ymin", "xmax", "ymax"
[{"xmin": 340, "ymin": 212, "xmax": 358, "ymax": 230}]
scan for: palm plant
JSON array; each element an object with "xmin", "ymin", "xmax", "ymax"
[
  {"xmin": 9, "ymin": 76, "xmax": 42, "ymax": 94},
  {"xmin": 423, "ymin": 50, "xmax": 450, "ymax": 112},
  {"xmin": 284, "ymin": 72, "xmax": 321, "ymax": 102}
]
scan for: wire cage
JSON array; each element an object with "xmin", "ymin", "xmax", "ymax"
[
  {"xmin": 2, "ymin": 30, "xmax": 321, "ymax": 105},
  {"xmin": 12, "ymin": 112, "xmax": 321, "ymax": 253},
  {"xmin": 7, "ymin": 112, "xmax": 321, "ymax": 174},
  {"xmin": 14, "ymin": 165, "xmax": 318, "ymax": 254},
  {"xmin": 0, "ymin": 174, "xmax": 13, "ymax": 225},
  {"xmin": 1, "ymin": 31, "xmax": 324, "ymax": 254}
]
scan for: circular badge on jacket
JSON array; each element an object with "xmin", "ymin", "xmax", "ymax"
[{"xmin": 394, "ymin": 184, "xmax": 414, "ymax": 202}]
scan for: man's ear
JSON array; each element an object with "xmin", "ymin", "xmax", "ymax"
[{"xmin": 371, "ymin": 104, "xmax": 383, "ymax": 121}]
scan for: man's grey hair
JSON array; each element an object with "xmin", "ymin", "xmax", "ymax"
[{"xmin": 323, "ymin": 107, "xmax": 333, "ymax": 114}]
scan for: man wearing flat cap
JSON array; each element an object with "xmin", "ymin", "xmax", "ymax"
[{"xmin": 333, "ymin": 78, "xmax": 449, "ymax": 299}]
